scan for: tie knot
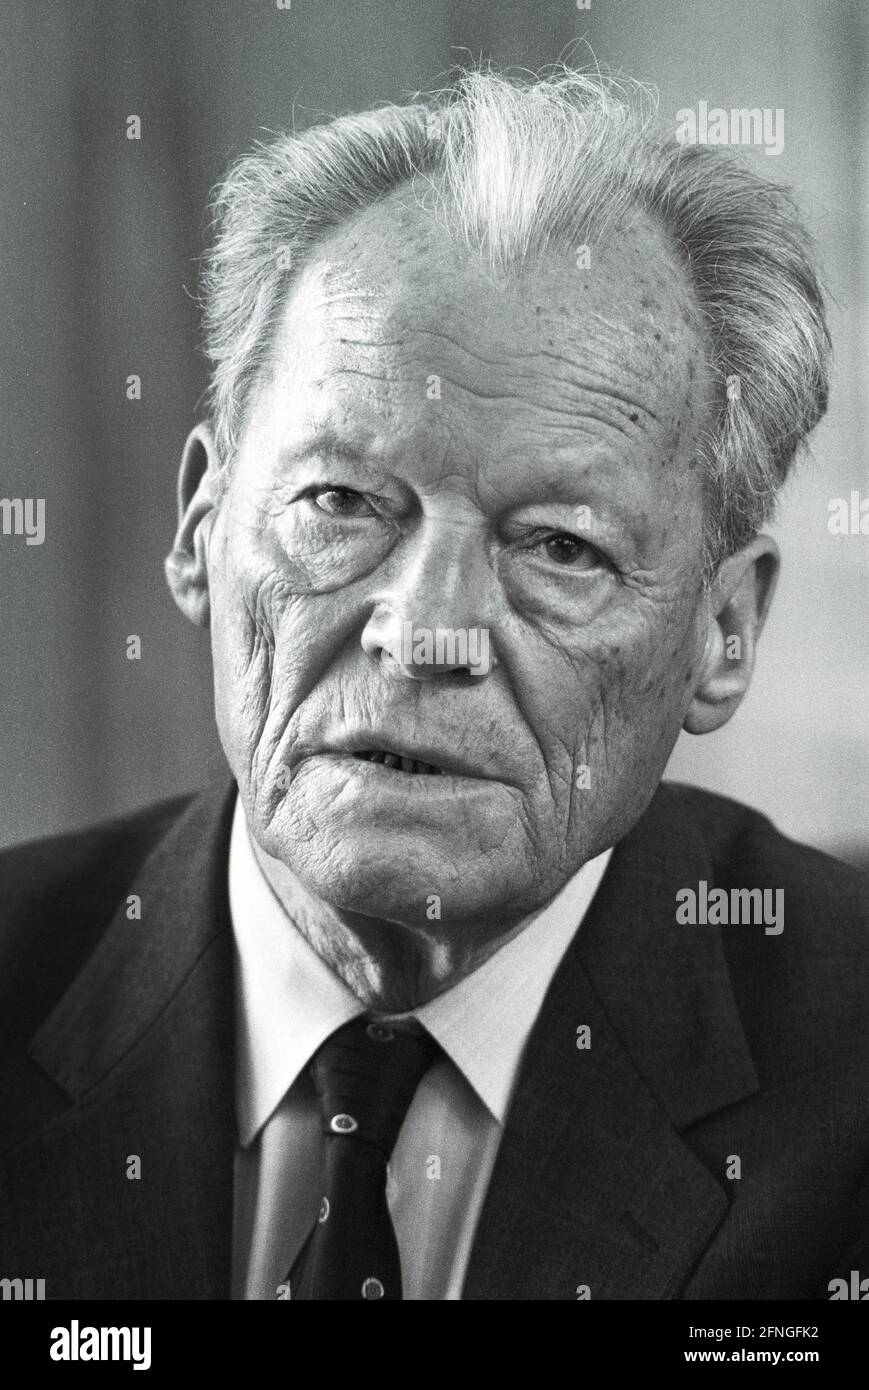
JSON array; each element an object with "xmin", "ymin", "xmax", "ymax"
[{"xmin": 310, "ymin": 1016, "xmax": 440, "ymax": 1158}]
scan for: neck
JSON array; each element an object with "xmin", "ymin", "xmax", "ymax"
[{"xmin": 249, "ymin": 838, "xmax": 525, "ymax": 1012}]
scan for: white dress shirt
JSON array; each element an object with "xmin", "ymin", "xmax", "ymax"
[{"xmin": 229, "ymin": 795, "xmax": 612, "ymax": 1300}]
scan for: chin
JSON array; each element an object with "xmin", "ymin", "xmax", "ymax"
[{"xmin": 276, "ymin": 819, "xmax": 523, "ymax": 927}]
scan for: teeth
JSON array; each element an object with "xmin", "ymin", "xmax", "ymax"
[{"xmin": 354, "ymin": 749, "xmax": 444, "ymax": 774}]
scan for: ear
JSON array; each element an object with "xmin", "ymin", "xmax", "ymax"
[
  {"xmin": 164, "ymin": 424, "xmax": 223, "ymax": 628},
  {"xmin": 683, "ymin": 534, "xmax": 780, "ymax": 735}
]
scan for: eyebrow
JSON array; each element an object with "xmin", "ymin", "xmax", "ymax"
[{"xmin": 279, "ymin": 434, "xmax": 378, "ymax": 470}]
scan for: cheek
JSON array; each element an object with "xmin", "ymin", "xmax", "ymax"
[
  {"xmin": 209, "ymin": 606, "xmax": 272, "ymax": 788},
  {"xmin": 502, "ymin": 632, "xmax": 619, "ymax": 816},
  {"xmin": 206, "ymin": 544, "xmax": 292, "ymax": 784},
  {"xmin": 522, "ymin": 597, "xmax": 696, "ymax": 771},
  {"xmin": 211, "ymin": 560, "xmax": 369, "ymax": 800},
  {"xmin": 587, "ymin": 604, "xmax": 699, "ymax": 777}
]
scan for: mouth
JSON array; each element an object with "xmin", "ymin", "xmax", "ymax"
[
  {"xmin": 352, "ymin": 749, "xmax": 445, "ymax": 776},
  {"xmin": 320, "ymin": 731, "xmax": 498, "ymax": 782}
]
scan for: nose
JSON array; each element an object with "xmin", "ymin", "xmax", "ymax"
[{"xmin": 360, "ymin": 513, "xmax": 494, "ymax": 681}]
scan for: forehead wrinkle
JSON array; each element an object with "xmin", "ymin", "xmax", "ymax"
[
  {"xmin": 529, "ymin": 355, "xmax": 666, "ymax": 429},
  {"xmin": 308, "ymin": 277, "xmax": 700, "ymax": 434},
  {"xmin": 550, "ymin": 364, "xmax": 697, "ymax": 439},
  {"xmin": 326, "ymin": 321, "xmax": 675, "ymax": 439},
  {"xmin": 280, "ymin": 351, "xmax": 698, "ymax": 494},
  {"xmin": 308, "ymin": 363, "xmax": 653, "ymax": 455},
  {"xmin": 269, "ymin": 224, "xmax": 712, "ymax": 500},
  {"xmin": 307, "ymin": 319, "xmax": 675, "ymax": 438},
  {"xmin": 298, "ymin": 354, "xmax": 679, "ymax": 466},
  {"xmin": 287, "ymin": 224, "xmax": 705, "ymax": 361}
]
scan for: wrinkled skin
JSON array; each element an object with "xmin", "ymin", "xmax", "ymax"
[{"xmin": 167, "ymin": 190, "xmax": 778, "ymax": 1010}]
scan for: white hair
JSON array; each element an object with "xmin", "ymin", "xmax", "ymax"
[{"xmin": 201, "ymin": 67, "xmax": 830, "ymax": 575}]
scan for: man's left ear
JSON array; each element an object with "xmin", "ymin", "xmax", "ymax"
[
  {"xmin": 683, "ymin": 534, "xmax": 780, "ymax": 735},
  {"xmin": 164, "ymin": 423, "xmax": 223, "ymax": 628}
]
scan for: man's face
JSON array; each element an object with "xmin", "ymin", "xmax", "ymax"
[{"xmin": 202, "ymin": 194, "xmax": 713, "ymax": 935}]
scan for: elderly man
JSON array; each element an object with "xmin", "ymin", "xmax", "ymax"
[{"xmin": 1, "ymin": 70, "xmax": 866, "ymax": 1303}]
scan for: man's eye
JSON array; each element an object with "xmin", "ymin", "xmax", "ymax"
[
  {"xmin": 310, "ymin": 487, "xmax": 374, "ymax": 518},
  {"xmin": 538, "ymin": 532, "xmax": 601, "ymax": 568}
]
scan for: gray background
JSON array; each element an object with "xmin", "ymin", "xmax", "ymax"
[{"xmin": 1, "ymin": 0, "xmax": 866, "ymax": 863}]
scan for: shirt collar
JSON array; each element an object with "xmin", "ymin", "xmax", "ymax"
[
  {"xmin": 229, "ymin": 794, "xmax": 612, "ymax": 1143},
  {"xmin": 413, "ymin": 843, "xmax": 611, "ymax": 1122}
]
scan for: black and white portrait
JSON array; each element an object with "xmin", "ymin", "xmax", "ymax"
[{"xmin": 1, "ymin": 0, "xmax": 867, "ymax": 1328}]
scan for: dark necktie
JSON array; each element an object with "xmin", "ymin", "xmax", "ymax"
[{"xmin": 278, "ymin": 1016, "xmax": 440, "ymax": 1301}]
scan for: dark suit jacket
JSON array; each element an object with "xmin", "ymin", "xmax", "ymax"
[{"xmin": 1, "ymin": 779, "xmax": 867, "ymax": 1300}]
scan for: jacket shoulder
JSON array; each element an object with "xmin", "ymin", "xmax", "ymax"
[
  {"xmin": 657, "ymin": 779, "xmax": 866, "ymax": 915},
  {"xmin": 0, "ymin": 792, "xmax": 197, "ymax": 1040},
  {"xmin": 657, "ymin": 780, "xmax": 868, "ymax": 1066}
]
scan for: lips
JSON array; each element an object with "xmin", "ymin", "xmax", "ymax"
[
  {"xmin": 319, "ymin": 730, "xmax": 496, "ymax": 781},
  {"xmin": 354, "ymin": 749, "xmax": 444, "ymax": 775}
]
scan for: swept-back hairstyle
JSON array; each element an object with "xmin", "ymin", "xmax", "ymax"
[{"xmin": 201, "ymin": 68, "xmax": 830, "ymax": 576}]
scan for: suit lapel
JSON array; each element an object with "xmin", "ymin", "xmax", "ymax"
[
  {"xmin": 463, "ymin": 785, "xmax": 759, "ymax": 1300},
  {"xmin": 4, "ymin": 778, "xmax": 759, "ymax": 1300},
  {"xmin": 3, "ymin": 780, "xmax": 238, "ymax": 1299}
]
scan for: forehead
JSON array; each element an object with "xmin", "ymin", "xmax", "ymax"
[{"xmin": 258, "ymin": 190, "xmax": 712, "ymax": 506}]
